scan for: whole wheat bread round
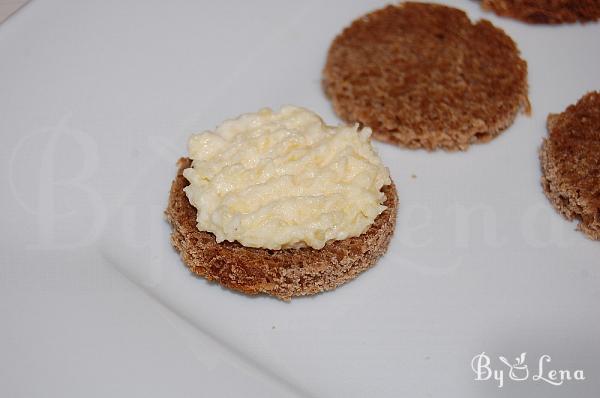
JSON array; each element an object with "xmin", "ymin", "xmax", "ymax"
[
  {"xmin": 482, "ymin": 0, "xmax": 600, "ymax": 24},
  {"xmin": 540, "ymin": 91, "xmax": 600, "ymax": 240},
  {"xmin": 323, "ymin": 2, "xmax": 529, "ymax": 151},
  {"xmin": 165, "ymin": 158, "xmax": 398, "ymax": 300}
]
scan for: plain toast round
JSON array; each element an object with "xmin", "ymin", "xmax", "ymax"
[
  {"xmin": 540, "ymin": 91, "xmax": 600, "ymax": 240},
  {"xmin": 323, "ymin": 2, "xmax": 529, "ymax": 151},
  {"xmin": 482, "ymin": 0, "xmax": 600, "ymax": 24}
]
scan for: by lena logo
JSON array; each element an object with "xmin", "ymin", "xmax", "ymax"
[{"xmin": 471, "ymin": 352, "xmax": 585, "ymax": 388}]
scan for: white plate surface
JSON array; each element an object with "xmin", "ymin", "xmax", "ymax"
[{"xmin": 1, "ymin": 1, "xmax": 599, "ymax": 397}]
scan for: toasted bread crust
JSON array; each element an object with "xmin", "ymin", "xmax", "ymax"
[
  {"xmin": 540, "ymin": 92, "xmax": 600, "ymax": 240},
  {"xmin": 482, "ymin": 0, "xmax": 600, "ymax": 24},
  {"xmin": 165, "ymin": 158, "xmax": 398, "ymax": 300},
  {"xmin": 323, "ymin": 2, "xmax": 529, "ymax": 151}
]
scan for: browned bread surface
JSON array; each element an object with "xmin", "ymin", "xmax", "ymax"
[
  {"xmin": 540, "ymin": 92, "xmax": 600, "ymax": 240},
  {"xmin": 323, "ymin": 2, "xmax": 529, "ymax": 151},
  {"xmin": 165, "ymin": 158, "xmax": 398, "ymax": 300},
  {"xmin": 482, "ymin": 0, "xmax": 600, "ymax": 24}
]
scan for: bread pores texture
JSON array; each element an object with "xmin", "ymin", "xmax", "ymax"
[
  {"xmin": 482, "ymin": 0, "xmax": 600, "ymax": 24},
  {"xmin": 540, "ymin": 91, "xmax": 600, "ymax": 240},
  {"xmin": 165, "ymin": 158, "xmax": 398, "ymax": 300},
  {"xmin": 323, "ymin": 2, "xmax": 529, "ymax": 151}
]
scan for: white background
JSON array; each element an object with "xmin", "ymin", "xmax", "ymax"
[{"xmin": 1, "ymin": 1, "xmax": 599, "ymax": 397}]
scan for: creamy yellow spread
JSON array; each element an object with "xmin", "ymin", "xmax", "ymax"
[{"xmin": 183, "ymin": 106, "xmax": 391, "ymax": 250}]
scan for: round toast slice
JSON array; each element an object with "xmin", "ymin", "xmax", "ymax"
[
  {"xmin": 482, "ymin": 0, "xmax": 600, "ymax": 24},
  {"xmin": 165, "ymin": 158, "xmax": 398, "ymax": 300},
  {"xmin": 540, "ymin": 91, "xmax": 600, "ymax": 240},
  {"xmin": 323, "ymin": 2, "xmax": 529, "ymax": 151}
]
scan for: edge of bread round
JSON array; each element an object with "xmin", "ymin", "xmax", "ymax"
[
  {"xmin": 165, "ymin": 158, "xmax": 398, "ymax": 300},
  {"xmin": 540, "ymin": 92, "xmax": 600, "ymax": 240},
  {"xmin": 323, "ymin": 2, "xmax": 529, "ymax": 151},
  {"xmin": 482, "ymin": 0, "xmax": 600, "ymax": 24}
]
